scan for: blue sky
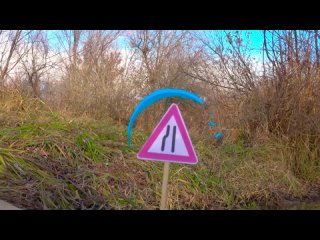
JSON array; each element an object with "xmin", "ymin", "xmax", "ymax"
[
  {"xmin": 225, "ymin": 30, "xmax": 265, "ymax": 60},
  {"xmin": 46, "ymin": 30, "xmax": 266, "ymax": 59},
  {"xmin": 246, "ymin": 30, "xmax": 264, "ymax": 50},
  {"xmin": 116, "ymin": 30, "xmax": 265, "ymax": 49},
  {"xmin": 117, "ymin": 30, "xmax": 266, "ymax": 62}
]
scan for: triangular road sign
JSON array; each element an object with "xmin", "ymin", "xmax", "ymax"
[{"xmin": 137, "ymin": 103, "xmax": 198, "ymax": 164}]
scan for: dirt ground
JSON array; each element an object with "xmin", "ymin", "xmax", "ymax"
[{"xmin": 0, "ymin": 200, "xmax": 21, "ymax": 210}]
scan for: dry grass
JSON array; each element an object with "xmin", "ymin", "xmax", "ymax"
[{"xmin": 0, "ymin": 90, "xmax": 319, "ymax": 210}]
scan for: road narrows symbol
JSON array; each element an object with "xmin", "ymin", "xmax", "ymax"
[
  {"xmin": 171, "ymin": 126, "xmax": 176, "ymax": 153},
  {"xmin": 160, "ymin": 125, "xmax": 177, "ymax": 153},
  {"xmin": 161, "ymin": 125, "xmax": 170, "ymax": 151}
]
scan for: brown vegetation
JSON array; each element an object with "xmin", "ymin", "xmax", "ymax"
[{"xmin": 1, "ymin": 30, "xmax": 320, "ymax": 209}]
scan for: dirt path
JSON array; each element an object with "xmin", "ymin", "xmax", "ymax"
[
  {"xmin": 0, "ymin": 200, "xmax": 21, "ymax": 210},
  {"xmin": 279, "ymin": 182, "xmax": 320, "ymax": 209}
]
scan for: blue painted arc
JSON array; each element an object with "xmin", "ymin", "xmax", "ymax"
[{"xmin": 127, "ymin": 88, "xmax": 204, "ymax": 146}]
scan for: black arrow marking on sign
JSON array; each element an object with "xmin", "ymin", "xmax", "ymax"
[
  {"xmin": 161, "ymin": 125, "xmax": 170, "ymax": 151},
  {"xmin": 171, "ymin": 126, "xmax": 176, "ymax": 153}
]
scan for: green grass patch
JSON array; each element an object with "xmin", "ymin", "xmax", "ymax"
[{"xmin": 0, "ymin": 103, "xmax": 318, "ymax": 210}]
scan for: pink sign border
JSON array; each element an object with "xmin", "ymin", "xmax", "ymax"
[{"xmin": 137, "ymin": 103, "xmax": 198, "ymax": 164}]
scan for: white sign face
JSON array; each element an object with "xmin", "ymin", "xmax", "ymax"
[{"xmin": 148, "ymin": 116, "xmax": 189, "ymax": 156}]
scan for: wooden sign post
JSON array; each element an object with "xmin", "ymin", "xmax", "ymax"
[{"xmin": 160, "ymin": 162, "xmax": 170, "ymax": 210}]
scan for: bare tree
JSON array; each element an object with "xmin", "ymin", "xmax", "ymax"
[
  {"xmin": 129, "ymin": 30, "xmax": 190, "ymax": 91},
  {"xmin": 0, "ymin": 30, "xmax": 25, "ymax": 91},
  {"xmin": 54, "ymin": 30, "xmax": 126, "ymax": 117},
  {"xmin": 17, "ymin": 30, "xmax": 56, "ymax": 98},
  {"xmin": 189, "ymin": 30, "xmax": 258, "ymax": 97},
  {"xmin": 315, "ymin": 30, "xmax": 319, "ymax": 68}
]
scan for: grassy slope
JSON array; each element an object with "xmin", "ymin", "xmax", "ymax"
[{"xmin": 0, "ymin": 99, "xmax": 316, "ymax": 209}]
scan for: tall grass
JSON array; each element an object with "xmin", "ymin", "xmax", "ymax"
[{"xmin": 0, "ymin": 87, "xmax": 319, "ymax": 209}]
